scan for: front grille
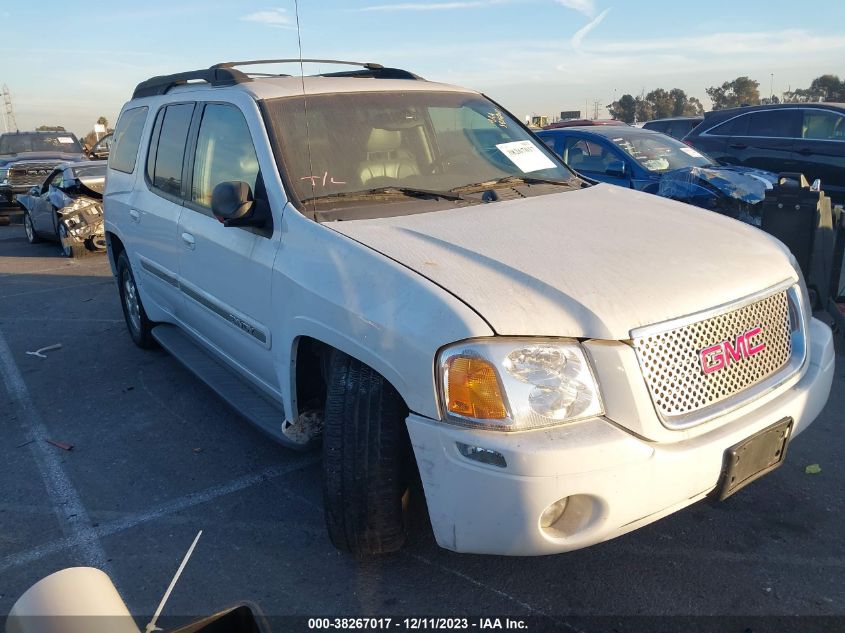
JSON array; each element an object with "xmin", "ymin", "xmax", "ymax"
[
  {"xmin": 632, "ymin": 289, "xmax": 795, "ymax": 427},
  {"xmin": 8, "ymin": 162, "xmax": 60, "ymax": 187}
]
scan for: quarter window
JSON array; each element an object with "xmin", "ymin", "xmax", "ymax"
[
  {"xmin": 191, "ymin": 104, "xmax": 260, "ymax": 208},
  {"xmin": 109, "ymin": 106, "xmax": 148, "ymax": 174},
  {"xmin": 148, "ymin": 103, "xmax": 194, "ymax": 197},
  {"xmin": 802, "ymin": 110, "xmax": 845, "ymax": 140}
]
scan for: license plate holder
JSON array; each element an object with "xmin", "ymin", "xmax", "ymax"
[{"xmin": 715, "ymin": 417, "xmax": 793, "ymax": 501}]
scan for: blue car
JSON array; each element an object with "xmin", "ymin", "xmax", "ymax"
[{"xmin": 536, "ymin": 126, "xmax": 777, "ymax": 226}]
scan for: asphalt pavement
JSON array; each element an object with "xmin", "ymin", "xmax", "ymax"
[{"xmin": 0, "ymin": 219, "xmax": 843, "ymax": 631}]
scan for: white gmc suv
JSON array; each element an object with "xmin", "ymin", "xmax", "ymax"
[{"xmin": 104, "ymin": 60, "xmax": 835, "ymax": 557}]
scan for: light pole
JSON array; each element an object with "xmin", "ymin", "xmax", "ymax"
[{"xmin": 770, "ymin": 73, "xmax": 774, "ymax": 101}]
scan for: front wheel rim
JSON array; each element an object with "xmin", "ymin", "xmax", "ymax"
[{"xmin": 122, "ymin": 271, "xmax": 142, "ymax": 334}]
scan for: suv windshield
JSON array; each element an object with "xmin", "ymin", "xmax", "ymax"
[
  {"xmin": 263, "ymin": 91, "xmax": 576, "ymax": 213},
  {"xmin": 609, "ymin": 132, "xmax": 713, "ymax": 173},
  {"xmin": 0, "ymin": 133, "xmax": 82, "ymax": 154}
]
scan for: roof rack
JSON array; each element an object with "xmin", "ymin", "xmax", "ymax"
[
  {"xmin": 132, "ymin": 59, "xmax": 422, "ymax": 99},
  {"xmin": 213, "ymin": 59, "xmax": 423, "ymax": 80}
]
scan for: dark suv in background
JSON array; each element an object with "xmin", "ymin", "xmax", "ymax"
[
  {"xmin": 0, "ymin": 131, "xmax": 87, "ymax": 213},
  {"xmin": 642, "ymin": 116, "xmax": 703, "ymax": 140},
  {"xmin": 685, "ymin": 103, "xmax": 845, "ymax": 203}
]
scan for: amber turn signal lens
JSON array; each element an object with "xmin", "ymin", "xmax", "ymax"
[{"xmin": 446, "ymin": 356, "xmax": 508, "ymax": 419}]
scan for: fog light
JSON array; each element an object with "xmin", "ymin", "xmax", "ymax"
[
  {"xmin": 456, "ymin": 442, "xmax": 507, "ymax": 468},
  {"xmin": 539, "ymin": 497, "xmax": 569, "ymax": 528}
]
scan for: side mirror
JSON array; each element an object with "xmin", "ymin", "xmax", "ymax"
[
  {"xmin": 605, "ymin": 160, "xmax": 627, "ymax": 178},
  {"xmin": 211, "ymin": 181, "xmax": 267, "ymax": 228},
  {"xmin": 28, "ymin": 186, "xmax": 40, "ymax": 196}
]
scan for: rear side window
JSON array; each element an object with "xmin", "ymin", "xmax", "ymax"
[
  {"xmin": 745, "ymin": 110, "xmax": 799, "ymax": 137},
  {"xmin": 191, "ymin": 104, "xmax": 260, "ymax": 208},
  {"xmin": 147, "ymin": 103, "xmax": 195, "ymax": 197},
  {"xmin": 109, "ymin": 106, "xmax": 148, "ymax": 174}
]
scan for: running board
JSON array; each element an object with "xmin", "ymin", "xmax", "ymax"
[{"xmin": 151, "ymin": 324, "xmax": 316, "ymax": 451}]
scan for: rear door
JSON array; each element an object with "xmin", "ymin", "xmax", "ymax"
[
  {"xmin": 793, "ymin": 107, "xmax": 845, "ymax": 202},
  {"xmin": 129, "ymin": 102, "xmax": 195, "ymax": 318},
  {"xmin": 725, "ymin": 109, "xmax": 800, "ymax": 173},
  {"xmin": 176, "ymin": 101, "xmax": 280, "ymax": 391}
]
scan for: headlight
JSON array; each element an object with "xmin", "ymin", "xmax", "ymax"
[{"xmin": 438, "ymin": 338, "xmax": 603, "ymax": 431}]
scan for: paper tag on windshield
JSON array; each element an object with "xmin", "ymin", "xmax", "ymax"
[
  {"xmin": 680, "ymin": 147, "xmax": 703, "ymax": 158},
  {"xmin": 495, "ymin": 140, "xmax": 556, "ymax": 173},
  {"xmin": 57, "ymin": 137, "xmax": 75, "ymax": 144}
]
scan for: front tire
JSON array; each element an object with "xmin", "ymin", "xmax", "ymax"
[
  {"xmin": 23, "ymin": 212, "xmax": 41, "ymax": 244},
  {"xmin": 57, "ymin": 223, "xmax": 86, "ymax": 258},
  {"xmin": 323, "ymin": 351, "xmax": 412, "ymax": 556},
  {"xmin": 117, "ymin": 251, "xmax": 156, "ymax": 349}
]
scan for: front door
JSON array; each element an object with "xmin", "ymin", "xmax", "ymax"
[
  {"xmin": 176, "ymin": 102, "xmax": 280, "ymax": 392},
  {"xmin": 793, "ymin": 108, "xmax": 845, "ymax": 202}
]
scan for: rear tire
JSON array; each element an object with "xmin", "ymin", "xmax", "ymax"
[
  {"xmin": 117, "ymin": 251, "xmax": 156, "ymax": 349},
  {"xmin": 322, "ymin": 351, "xmax": 412, "ymax": 556},
  {"xmin": 23, "ymin": 212, "xmax": 41, "ymax": 244}
]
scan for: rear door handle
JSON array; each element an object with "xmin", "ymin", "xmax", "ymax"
[
  {"xmin": 797, "ymin": 148, "xmax": 813, "ymax": 156},
  {"xmin": 181, "ymin": 232, "xmax": 196, "ymax": 250},
  {"xmin": 129, "ymin": 209, "xmax": 140, "ymax": 223},
  {"xmin": 729, "ymin": 143, "xmax": 747, "ymax": 149}
]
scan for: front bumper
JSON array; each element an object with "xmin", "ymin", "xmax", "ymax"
[{"xmin": 406, "ymin": 317, "xmax": 835, "ymax": 556}]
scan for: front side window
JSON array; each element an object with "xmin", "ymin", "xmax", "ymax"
[
  {"xmin": 148, "ymin": 103, "xmax": 194, "ymax": 197},
  {"xmin": 110, "ymin": 107, "xmax": 147, "ymax": 173},
  {"xmin": 563, "ymin": 137, "xmax": 617, "ymax": 172},
  {"xmin": 191, "ymin": 104, "xmax": 260, "ymax": 208},
  {"xmin": 802, "ymin": 110, "xmax": 845, "ymax": 140},
  {"xmin": 262, "ymin": 91, "xmax": 575, "ymax": 218}
]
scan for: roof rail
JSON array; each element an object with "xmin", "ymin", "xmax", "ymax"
[
  {"xmin": 212, "ymin": 59, "xmax": 423, "ymax": 80},
  {"xmin": 132, "ymin": 59, "xmax": 423, "ymax": 99},
  {"xmin": 132, "ymin": 67, "xmax": 250, "ymax": 99}
]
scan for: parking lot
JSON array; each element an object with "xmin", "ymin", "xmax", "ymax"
[{"xmin": 1, "ymin": 217, "xmax": 844, "ymax": 627}]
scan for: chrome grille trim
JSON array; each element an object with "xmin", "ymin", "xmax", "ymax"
[{"xmin": 630, "ymin": 280, "xmax": 807, "ymax": 429}]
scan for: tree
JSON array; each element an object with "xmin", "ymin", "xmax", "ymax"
[
  {"xmin": 607, "ymin": 88, "xmax": 703, "ymax": 123},
  {"xmin": 783, "ymin": 74, "xmax": 844, "ymax": 103},
  {"xmin": 706, "ymin": 76, "xmax": 760, "ymax": 110},
  {"xmin": 96, "ymin": 116, "xmax": 108, "ymax": 127},
  {"xmin": 607, "ymin": 94, "xmax": 636, "ymax": 123}
]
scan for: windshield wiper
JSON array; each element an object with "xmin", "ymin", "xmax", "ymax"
[
  {"xmin": 302, "ymin": 186, "xmax": 471, "ymax": 203},
  {"xmin": 451, "ymin": 175, "xmax": 576, "ymax": 192}
]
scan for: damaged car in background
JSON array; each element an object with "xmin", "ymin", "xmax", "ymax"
[
  {"xmin": 536, "ymin": 125, "xmax": 776, "ymax": 226},
  {"xmin": 18, "ymin": 162, "xmax": 107, "ymax": 257},
  {"xmin": 0, "ymin": 131, "xmax": 87, "ymax": 214}
]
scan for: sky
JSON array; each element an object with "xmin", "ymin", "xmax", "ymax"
[{"xmin": 1, "ymin": 0, "xmax": 844, "ymax": 136}]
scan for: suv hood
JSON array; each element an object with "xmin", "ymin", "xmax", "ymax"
[{"xmin": 327, "ymin": 184, "xmax": 797, "ymax": 340}]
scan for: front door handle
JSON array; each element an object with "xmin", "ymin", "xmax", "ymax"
[
  {"xmin": 129, "ymin": 209, "xmax": 140, "ymax": 223},
  {"xmin": 181, "ymin": 232, "xmax": 196, "ymax": 250},
  {"xmin": 797, "ymin": 148, "xmax": 813, "ymax": 156},
  {"xmin": 729, "ymin": 143, "xmax": 747, "ymax": 149}
]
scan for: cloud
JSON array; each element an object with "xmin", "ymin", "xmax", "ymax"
[
  {"xmin": 555, "ymin": 0, "xmax": 595, "ymax": 17},
  {"xmin": 240, "ymin": 8, "xmax": 293, "ymax": 28},
  {"xmin": 571, "ymin": 7, "xmax": 610, "ymax": 49},
  {"xmin": 355, "ymin": 2, "xmax": 485, "ymax": 10}
]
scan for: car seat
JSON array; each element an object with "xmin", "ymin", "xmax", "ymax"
[{"xmin": 358, "ymin": 129, "xmax": 420, "ymax": 186}]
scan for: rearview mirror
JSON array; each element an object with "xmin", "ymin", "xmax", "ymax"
[{"xmin": 605, "ymin": 160, "xmax": 627, "ymax": 178}]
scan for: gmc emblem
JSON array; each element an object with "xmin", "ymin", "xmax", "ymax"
[{"xmin": 699, "ymin": 327, "xmax": 766, "ymax": 375}]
